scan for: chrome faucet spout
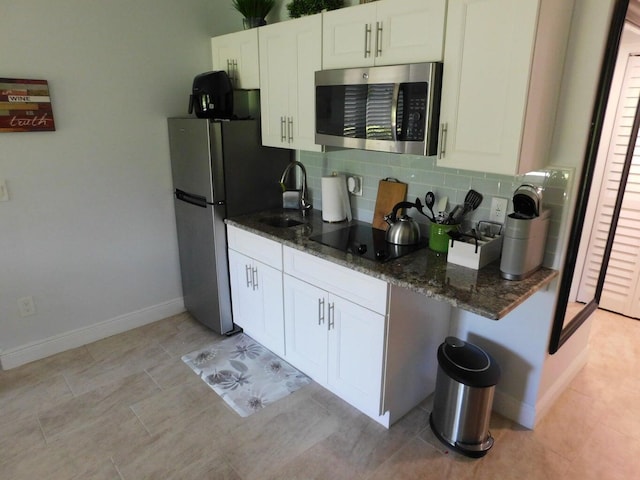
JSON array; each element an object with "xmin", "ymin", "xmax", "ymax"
[{"xmin": 279, "ymin": 161, "xmax": 312, "ymax": 213}]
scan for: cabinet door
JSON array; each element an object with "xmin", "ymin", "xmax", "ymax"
[
  {"xmin": 228, "ymin": 250, "xmax": 285, "ymax": 356},
  {"xmin": 437, "ymin": 0, "xmax": 539, "ymax": 175},
  {"xmin": 283, "ymin": 274, "xmax": 328, "ymax": 383},
  {"xmin": 259, "ymin": 22, "xmax": 292, "ymax": 148},
  {"xmin": 255, "ymin": 260, "xmax": 285, "ymax": 357},
  {"xmin": 322, "ymin": 2, "xmax": 377, "ymax": 69},
  {"xmin": 375, "ymin": 0, "xmax": 445, "ymax": 65},
  {"xmin": 327, "ymin": 295, "xmax": 385, "ymax": 418},
  {"xmin": 290, "ymin": 14, "xmax": 323, "ymax": 152},
  {"xmin": 259, "ymin": 14, "xmax": 322, "ymax": 151},
  {"xmin": 228, "ymin": 249, "xmax": 259, "ymax": 334},
  {"xmin": 211, "ymin": 29, "xmax": 259, "ymax": 89}
]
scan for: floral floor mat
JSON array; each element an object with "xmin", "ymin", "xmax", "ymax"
[{"xmin": 181, "ymin": 333, "xmax": 311, "ymax": 417}]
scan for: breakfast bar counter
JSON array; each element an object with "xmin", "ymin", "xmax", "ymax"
[{"xmin": 226, "ymin": 209, "xmax": 558, "ymax": 320}]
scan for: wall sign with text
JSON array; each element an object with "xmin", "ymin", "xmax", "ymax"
[{"xmin": 0, "ymin": 78, "xmax": 56, "ymax": 132}]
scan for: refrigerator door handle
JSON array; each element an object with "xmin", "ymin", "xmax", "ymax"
[
  {"xmin": 175, "ymin": 189, "xmax": 226, "ymax": 207},
  {"xmin": 175, "ymin": 188, "xmax": 208, "ymax": 208}
]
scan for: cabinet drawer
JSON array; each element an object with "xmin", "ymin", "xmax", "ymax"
[
  {"xmin": 283, "ymin": 246, "xmax": 388, "ymax": 314},
  {"xmin": 227, "ymin": 226, "xmax": 282, "ymax": 270}
]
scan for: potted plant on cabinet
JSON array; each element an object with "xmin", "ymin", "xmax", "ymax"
[
  {"xmin": 232, "ymin": 0, "xmax": 276, "ymax": 29},
  {"xmin": 286, "ymin": 0, "xmax": 344, "ymax": 19}
]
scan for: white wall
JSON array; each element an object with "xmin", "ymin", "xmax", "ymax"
[
  {"xmin": 443, "ymin": 0, "xmax": 617, "ymax": 429},
  {"xmin": 538, "ymin": 0, "xmax": 620, "ymax": 390},
  {"xmin": 0, "ymin": 0, "xmax": 234, "ymax": 365}
]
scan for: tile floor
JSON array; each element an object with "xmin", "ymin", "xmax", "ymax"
[{"xmin": 1, "ymin": 308, "xmax": 639, "ymax": 479}]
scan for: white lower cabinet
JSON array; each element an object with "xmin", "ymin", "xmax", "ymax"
[
  {"xmin": 227, "ymin": 226, "xmax": 285, "ymax": 357},
  {"xmin": 283, "ymin": 274, "xmax": 385, "ymax": 419},
  {"xmin": 227, "ymin": 228, "xmax": 451, "ymax": 428}
]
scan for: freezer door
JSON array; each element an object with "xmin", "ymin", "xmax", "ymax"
[
  {"xmin": 168, "ymin": 118, "xmax": 215, "ymax": 203},
  {"xmin": 173, "ymin": 198, "xmax": 233, "ymax": 334}
]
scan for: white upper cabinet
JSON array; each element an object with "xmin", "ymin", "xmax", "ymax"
[
  {"xmin": 211, "ymin": 29, "xmax": 260, "ymax": 90},
  {"xmin": 436, "ymin": 0, "xmax": 575, "ymax": 176},
  {"xmin": 322, "ymin": 0, "xmax": 446, "ymax": 69},
  {"xmin": 259, "ymin": 14, "xmax": 322, "ymax": 151}
]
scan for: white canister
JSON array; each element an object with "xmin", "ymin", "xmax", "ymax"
[{"xmin": 321, "ymin": 175, "xmax": 352, "ymax": 222}]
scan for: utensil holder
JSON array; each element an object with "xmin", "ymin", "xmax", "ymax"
[
  {"xmin": 430, "ymin": 224, "xmax": 459, "ymax": 253},
  {"xmin": 448, "ymin": 235, "xmax": 503, "ymax": 269}
]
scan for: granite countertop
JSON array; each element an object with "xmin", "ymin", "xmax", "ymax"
[{"xmin": 226, "ymin": 209, "xmax": 559, "ymax": 320}]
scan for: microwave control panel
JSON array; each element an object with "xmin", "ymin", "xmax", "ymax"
[{"xmin": 402, "ymin": 83, "xmax": 428, "ymax": 141}]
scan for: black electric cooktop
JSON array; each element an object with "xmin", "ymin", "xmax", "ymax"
[{"xmin": 309, "ymin": 224, "xmax": 427, "ymax": 263}]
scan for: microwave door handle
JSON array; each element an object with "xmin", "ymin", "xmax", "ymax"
[{"xmin": 391, "ymin": 83, "xmax": 401, "ymax": 141}]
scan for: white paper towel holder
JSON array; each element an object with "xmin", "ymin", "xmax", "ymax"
[{"xmin": 322, "ymin": 174, "xmax": 352, "ymax": 223}]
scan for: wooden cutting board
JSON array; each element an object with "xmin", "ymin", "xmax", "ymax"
[{"xmin": 373, "ymin": 178, "xmax": 408, "ymax": 230}]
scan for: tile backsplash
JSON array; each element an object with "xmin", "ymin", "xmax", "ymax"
[{"xmin": 298, "ymin": 149, "xmax": 573, "ymax": 269}]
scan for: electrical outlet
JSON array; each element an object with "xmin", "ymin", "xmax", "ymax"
[
  {"xmin": 490, "ymin": 197, "xmax": 508, "ymax": 224},
  {"xmin": 347, "ymin": 175, "xmax": 363, "ymax": 196},
  {"xmin": 18, "ymin": 296, "xmax": 36, "ymax": 317},
  {"xmin": 0, "ymin": 179, "xmax": 8, "ymax": 202}
]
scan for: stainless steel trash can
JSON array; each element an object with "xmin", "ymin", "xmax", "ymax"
[{"xmin": 429, "ymin": 336, "xmax": 500, "ymax": 458}]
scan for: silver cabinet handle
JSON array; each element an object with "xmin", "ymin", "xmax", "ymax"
[
  {"xmin": 328, "ymin": 303, "xmax": 335, "ymax": 330},
  {"xmin": 438, "ymin": 123, "xmax": 448, "ymax": 159},
  {"xmin": 245, "ymin": 264, "xmax": 252, "ymax": 288},
  {"xmin": 251, "ymin": 266, "xmax": 258, "ymax": 291},
  {"xmin": 364, "ymin": 24, "xmax": 372, "ymax": 58},
  {"xmin": 375, "ymin": 21, "xmax": 383, "ymax": 57},
  {"xmin": 287, "ymin": 117, "xmax": 294, "ymax": 143},
  {"xmin": 280, "ymin": 116, "xmax": 286, "ymax": 142},
  {"xmin": 318, "ymin": 297, "xmax": 325, "ymax": 325}
]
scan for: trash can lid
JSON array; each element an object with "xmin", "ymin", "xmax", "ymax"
[{"xmin": 437, "ymin": 337, "xmax": 500, "ymax": 387}]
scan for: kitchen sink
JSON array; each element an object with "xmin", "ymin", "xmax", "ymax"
[{"xmin": 259, "ymin": 216, "xmax": 304, "ymax": 228}]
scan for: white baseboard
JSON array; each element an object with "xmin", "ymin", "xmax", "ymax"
[
  {"xmin": 491, "ymin": 347, "xmax": 589, "ymax": 430},
  {"xmin": 532, "ymin": 347, "xmax": 590, "ymax": 425},
  {"xmin": 493, "ymin": 390, "xmax": 537, "ymax": 429},
  {"xmin": 0, "ymin": 298, "xmax": 185, "ymax": 370}
]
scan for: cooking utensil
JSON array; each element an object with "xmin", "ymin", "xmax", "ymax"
[
  {"xmin": 464, "ymin": 189, "xmax": 483, "ymax": 212},
  {"xmin": 444, "ymin": 204, "xmax": 465, "ymax": 224},
  {"xmin": 436, "ymin": 195, "xmax": 448, "ymax": 221},
  {"xmin": 425, "ymin": 191, "xmax": 436, "ymax": 221},
  {"xmin": 445, "ymin": 189, "xmax": 484, "ymax": 224},
  {"xmin": 414, "ymin": 197, "xmax": 436, "ymax": 222},
  {"xmin": 373, "ymin": 178, "xmax": 408, "ymax": 230},
  {"xmin": 384, "ymin": 201, "xmax": 422, "ymax": 245}
]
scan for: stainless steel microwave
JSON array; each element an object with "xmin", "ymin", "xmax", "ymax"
[{"xmin": 315, "ymin": 62, "xmax": 442, "ymax": 156}]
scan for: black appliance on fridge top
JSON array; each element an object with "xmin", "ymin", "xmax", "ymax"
[{"xmin": 168, "ymin": 117, "xmax": 291, "ymax": 334}]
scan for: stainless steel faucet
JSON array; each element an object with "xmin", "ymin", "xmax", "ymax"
[{"xmin": 279, "ymin": 161, "xmax": 312, "ymax": 214}]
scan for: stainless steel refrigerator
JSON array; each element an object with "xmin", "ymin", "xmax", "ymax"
[{"xmin": 168, "ymin": 117, "xmax": 291, "ymax": 334}]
